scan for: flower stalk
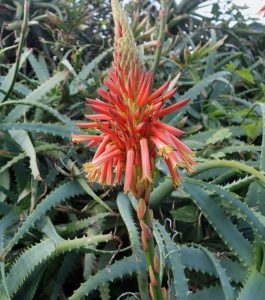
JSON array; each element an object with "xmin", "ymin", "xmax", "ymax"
[
  {"xmin": 137, "ymin": 192, "xmax": 165, "ymax": 300},
  {"xmin": 152, "ymin": 0, "xmax": 168, "ymax": 76}
]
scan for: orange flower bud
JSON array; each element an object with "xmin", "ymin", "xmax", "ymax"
[
  {"xmin": 164, "ymin": 24, "xmax": 169, "ymax": 34},
  {"xmin": 162, "ymin": 287, "xmax": 168, "ymax": 300},
  {"xmin": 153, "ymin": 253, "xmax": 160, "ymax": 274},
  {"xmin": 140, "ymin": 221, "xmax": 152, "ymax": 241},
  {"xmin": 149, "ymin": 209, "xmax": 154, "ymax": 228},
  {"xmin": 159, "ymin": 8, "xmax": 166, "ymax": 18},
  {"xmin": 148, "ymin": 266, "xmax": 157, "ymax": 286},
  {"xmin": 137, "ymin": 198, "xmax": 146, "ymax": 220},
  {"xmin": 141, "ymin": 231, "xmax": 148, "ymax": 251}
]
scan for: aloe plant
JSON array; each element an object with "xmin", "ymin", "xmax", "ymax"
[{"xmin": 1, "ymin": 0, "xmax": 265, "ymax": 299}]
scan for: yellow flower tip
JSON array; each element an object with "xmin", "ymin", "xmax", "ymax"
[
  {"xmin": 83, "ymin": 162, "xmax": 95, "ymax": 173},
  {"xmin": 141, "ymin": 177, "xmax": 154, "ymax": 185},
  {"xmin": 172, "ymin": 178, "xmax": 182, "ymax": 189},
  {"xmin": 158, "ymin": 145, "xmax": 173, "ymax": 157},
  {"xmin": 71, "ymin": 134, "xmax": 79, "ymax": 143}
]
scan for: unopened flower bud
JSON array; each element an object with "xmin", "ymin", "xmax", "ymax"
[
  {"xmin": 159, "ymin": 8, "xmax": 166, "ymax": 18},
  {"xmin": 137, "ymin": 198, "xmax": 146, "ymax": 220},
  {"xmin": 153, "ymin": 253, "xmax": 160, "ymax": 273},
  {"xmin": 162, "ymin": 287, "xmax": 168, "ymax": 300},
  {"xmin": 149, "ymin": 209, "xmax": 154, "ymax": 228},
  {"xmin": 141, "ymin": 231, "xmax": 148, "ymax": 251},
  {"xmin": 148, "ymin": 266, "xmax": 157, "ymax": 286},
  {"xmin": 164, "ymin": 24, "xmax": 169, "ymax": 34},
  {"xmin": 140, "ymin": 220, "xmax": 152, "ymax": 240},
  {"xmin": 156, "ymin": 40, "xmax": 161, "ymax": 48}
]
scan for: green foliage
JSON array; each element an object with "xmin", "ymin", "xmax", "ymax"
[
  {"xmin": 69, "ymin": 255, "xmax": 146, "ymax": 300},
  {"xmin": 1, "ymin": 0, "xmax": 265, "ymax": 299}
]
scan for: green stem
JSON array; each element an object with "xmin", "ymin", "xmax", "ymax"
[
  {"xmin": 3, "ymin": 0, "xmax": 29, "ymax": 102},
  {"xmin": 142, "ymin": 203, "xmax": 163, "ymax": 300},
  {"xmin": 150, "ymin": 159, "xmax": 265, "ymax": 207},
  {"xmin": 195, "ymin": 160, "xmax": 265, "ymax": 185},
  {"xmin": 152, "ymin": 0, "xmax": 168, "ymax": 76}
]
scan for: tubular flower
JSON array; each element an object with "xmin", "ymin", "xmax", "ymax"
[{"xmin": 72, "ymin": 0, "xmax": 195, "ymax": 197}]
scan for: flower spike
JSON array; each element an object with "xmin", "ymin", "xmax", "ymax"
[{"xmin": 72, "ymin": 0, "xmax": 195, "ymax": 197}]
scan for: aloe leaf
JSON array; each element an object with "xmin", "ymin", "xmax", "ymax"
[
  {"xmin": 0, "ymin": 100, "xmax": 79, "ymax": 132},
  {"xmin": 188, "ymin": 286, "xmax": 226, "ymax": 300},
  {"xmin": 1, "ymin": 234, "xmax": 111, "ymax": 297},
  {"xmin": 70, "ymin": 49, "xmax": 111, "ymax": 95},
  {"xmin": 4, "ymin": 181, "xmax": 84, "ymax": 254},
  {"xmin": 9, "ymin": 130, "xmax": 40, "ymax": 180},
  {"xmin": 259, "ymin": 103, "xmax": 265, "ymax": 172},
  {"xmin": 13, "ymin": 266, "xmax": 43, "ymax": 300},
  {"xmin": 186, "ymin": 178, "xmax": 265, "ymax": 241},
  {"xmin": 194, "ymin": 245, "xmax": 234, "ymax": 300},
  {"xmin": 182, "ymin": 182, "xmax": 253, "ymax": 266},
  {"xmin": 117, "ymin": 193, "xmax": 141, "ymax": 258},
  {"xmin": 237, "ymin": 269, "xmax": 265, "ymax": 300},
  {"xmin": 0, "ymin": 239, "xmax": 56, "ymax": 296},
  {"xmin": 117, "ymin": 193, "xmax": 150, "ymax": 300},
  {"xmin": 50, "ymin": 253, "xmax": 78, "ymax": 300},
  {"xmin": 0, "ymin": 49, "xmax": 32, "ymax": 103},
  {"xmin": 0, "ymin": 144, "xmax": 63, "ymax": 177},
  {"xmin": 0, "ymin": 171, "xmax": 10, "ymax": 203},
  {"xmin": 154, "ymin": 221, "xmax": 189, "ymax": 299},
  {"xmin": 167, "ymin": 71, "xmax": 230, "ymax": 126},
  {"xmin": 69, "ymin": 255, "xmax": 146, "ymax": 300},
  {"xmin": 56, "ymin": 213, "xmax": 110, "ymax": 235},
  {"xmin": 179, "ymin": 245, "xmax": 247, "ymax": 283},
  {"xmin": 0, "ymin": 123, "xmax": 73, "ymax": 139},
  {"xmin": 4, "ymin": 70, "xmax": 68, "ymax": 122},
  {"xmin": 28, "ymin": 53, "xmax": 50, "ymax": 83}
]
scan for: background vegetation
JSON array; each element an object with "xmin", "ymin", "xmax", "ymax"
[{"xmin": 1, "ymin": 0, "xmax": 265, "ymax": 299}]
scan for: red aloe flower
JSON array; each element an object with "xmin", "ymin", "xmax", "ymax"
[{"xmin": 72, "ymin": 0, "xmax": 195, "ymax": 198}]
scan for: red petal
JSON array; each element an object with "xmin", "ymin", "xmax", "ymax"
[
  {"xmin": 158, "ymin": 98, "xmax": 190, "ymax": 117},
  {"xmin": 105, "ymin": 158, "xmax": 113, "ymax": 185},
  {"xmin": 93, "ymin": 135, "xmax": 111, "ymax": 159},
  {"xmin": 153, "ymin": 121, "xmax": 184, "ymax": 136},
  {"xmin": 92, "ymin": 149, "xmax": 121, "ymax": 166},
  {"xmin": 85, "ymin": 114, "xmax": 111, "ymax": 120},
  {"xmin": 115, "ymin": 159, "xmax": 123, "ymax": 184},
  {"xmin": 124, "ymin": 149, "xmax": 135, "ymax": 192},
  {"xmin": 97, "ymin": 89, "xmax": 113, "ymax": 102},
  {"xmin": 86, "ymin": 98, "xmax": 113, "ymax": 109},
  {"xmin": 147, "ymin": 81, "xmax": 170, "ymax": 103},
  {"xmin": 140, "ymin": 138, "xmax": 152, "ymax": 180},
  {"xmin": 104, "ymin": 78, "xmax": 121, "ymax": 95},
  {"xmin": 76, "ymin": 121, "xmax": 110, "ymax": 129},
  {"xmin": 152, "ymin": 88, "xmax": 177, "ymax": 105},
  {"xmin": 136, "ymin": 72, "xmax": 152, "ymax": 107},
  {"xmin": 165, "ymin": 157, "xmax": 181, "ymax": 187},
  {"xmin": 72, "ymin": 134, "xmax": 103, "ymax": 143}
]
